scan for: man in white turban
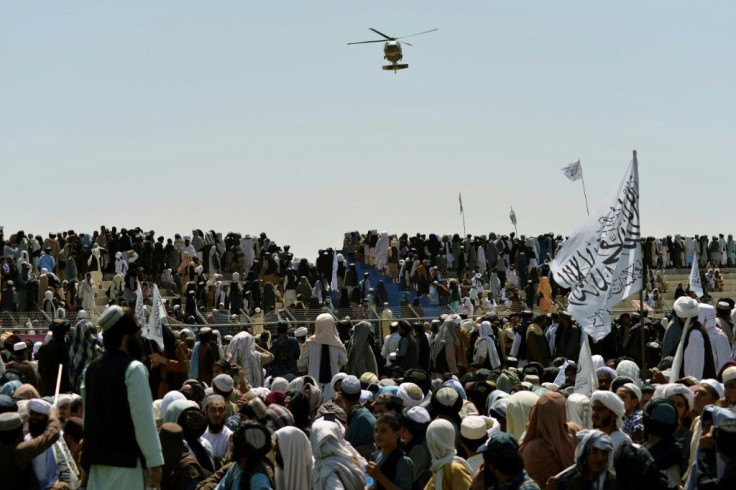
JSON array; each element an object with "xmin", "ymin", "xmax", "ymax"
[{"xmin": 591, "ymin": 390, "xmax": 631, "ymax": 450}]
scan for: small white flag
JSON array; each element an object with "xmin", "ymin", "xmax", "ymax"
[
  {"xmin": 146, "ymin": 284, "xmax": 165, "ymax": 350},
  {"xmin": 135, "ymin": 281, "xmax": 148, "ymax": 335},
  {"xmin": 509, "ymin": 207, "xmax": 517, "ymax": 226},
  {"xmin": 574, "ymin": 334, "xmax": 599, "ymax": 397},
  {"xmin": 689, "ymin": 252, "xmax": 704, "ymax": 298},
  {"xmin": 459, "ymin": 193, "xmax": 464, "ymax": 214},
  {"xmin": 562, "ymin": 160, "xmax": 583, "ymax": 182}
]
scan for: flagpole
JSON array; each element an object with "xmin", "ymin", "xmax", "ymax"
[
  {"xmin": 634, "ymin": 150, "xmax": 647, "ymax": 377},
  {"xmin": 462, "ymin": 209, "xmax": 467, "ymax": 237},
  {"xmin": 581, "ymin": 171, "xmax": 591, "ymax": 216}
]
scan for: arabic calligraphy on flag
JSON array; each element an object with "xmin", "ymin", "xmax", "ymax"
[
  {"xmin": 550, "ymin": 156, "xmax": 643, "ymax": 341},
  {"xmin": 562, "ymin": 160, "xmax": 583, "ymax": 182}
]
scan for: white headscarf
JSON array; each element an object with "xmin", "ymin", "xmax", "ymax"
[
  {"xmin": 427, "ymin": 419, "xmax": 472, "ymax": 489},
  {"xmin": 275, "ymin": 426, "xmax": 313, "ymax": 490},
  {"xmin": 566, "ymin": 393, "xmax": 593, "ymax": 429},
  {"xmin": 616, "ymin": 360, "xmax": 641, "ymax": 386},
  {"xmin": 159, "ymin": 391, "xmax": 186, "ymax": 422},
  {"xmin": 310, "ymin": 420, "xmax": 366, "ymax": 490},
  {"xmin": 474, "ymin": 321, "xmax": 501, "ymax": 369},
  {"xmin": 227, "ymin": 331, "xmax": 264, "ymax": 387},
  {"xmin": 429, "ymin": 315, "xmax": 461, "ymax": 365}
]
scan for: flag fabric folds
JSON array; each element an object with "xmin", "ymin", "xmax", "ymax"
[
  {"xmin": 689, "ymin": 252, "xmax": 704, "ymax": 298},
  {"xmin": 135, "ymin": 281, "xmax": 148, "ymax": 338},
  {"xmin": 146, "ymin": 284, "xmax": 165, "ymax": 350},
  {"xmin": 550, "ymin": 155, "xmax": 643, "ymax": 341},
  {"xmin": 562, "ymin": 160, "xmax": 583, "ymax": 182},
  {"xmin": 459, "ymin": 192, "xmax": 464, "ymax": 214},
  {"xmin": 574, "ymin": 335, "xmax": 599, "ymax": 397},
  {"xmin": 509, "ymin": 207, "xmax": 517, "ymax": 226}
]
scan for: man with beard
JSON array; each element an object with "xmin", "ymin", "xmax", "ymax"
[
  {"xmin": 591, "ymin": 390, "xmax": 631, "ymax": 451},
  {"xmin": 25, "ymin": 399, "xmax": 67, "ymax": 488},
  {"xmin": 81, "ymin": 306, "xmax": 163, "ymax": 489},
  {"xmin": 37, "ymin": 319, "xmax": 71, "ymax": 396},
  {"xmin": 201, "ymin": 394, "xmax": 232, "ymax": 469},
  {"xmin": 0, "ymin": 406, "xmax": 62, "ymax": 487}
]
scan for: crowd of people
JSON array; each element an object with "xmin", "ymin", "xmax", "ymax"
[
  {"xmin": 2, "ymin": 226, "xmax": 736, "ymax": 489},
  {"xmin": 4, "ymin": 227, "xmax": 729, "ymax": 323}
]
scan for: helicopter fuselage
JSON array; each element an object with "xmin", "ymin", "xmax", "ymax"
[{"xmin": 383, "ymin": 41, "xmax": 403, "ymax": 63}]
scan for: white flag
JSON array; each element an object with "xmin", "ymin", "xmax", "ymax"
[
  {"xmin": 509, "ymin": 207, "xmax": 517, "ymax": 226},
  {"xmin": 574, "ymin": 334, "xmax": 599, "ymax": 397},
  {"xmin": 331, "ymin": 248, "xmax": 338, "ymax": 291},
  {"xmin": 550, "ymin": 154, "xmax": 642, "ymax": 341},
  {"xmin": 135, "ymin": 281, "xmax": 148, "ymax": 336},
  {"xmin": 459, "ymin": 193, "xmax": 464, "ymax": 214},
  {"xmin": 562, "ymin": 160, "xmax": 583, "ymax": 182},
  {"xmin": 146, "ymin": 284, "xmax": 165, "ymax": 350},
  {"xmin": 689, "ymin": 252, "xmax": 703, "ymax": 298}
]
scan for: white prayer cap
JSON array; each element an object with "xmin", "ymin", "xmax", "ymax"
[
  {"xmin": 340, "ymin": 375, "xmax": 361, "ymax": 395},
  {"xmin": 698, "ymin": 303, "xmax": 716, "ymax": 328},
  {"xmin": 77, "ymin": 310, "xmax": 87, "ymax": 319},
  {"xmin": 405, "ymin": 406, "xmax": 431, "ymax": 424},
  {"xmin": 33, "ymin": 342, "xmax": 42, "ymax": 354},
  {"xmin": 295, "ymin": 327, "xmax": 308, "ymax": 338},
  {"xmin": 397, "ymin": 383, "xmax": 424, "ymax": 408},
  {"xmin": 723, "ymin": 366, "xmax": 736, "ymax": 384},
  {"xmin": 461, "ymin": 415, "xmax": 489, "ymax": 441},
  {"xmin": 623, "ymin": 382, "xmax": 642, "ymax": 401},
  {"xmin": 699, "ymin": 379, "xmax": 724, "ymax": 399},
  {"xmin": 98, "ymin": 305, "xmax": 124, "ymax": 331},
  {"xmin": 13, "ymin": 342, "xmax": 27, "ymax": 352},
  {"xmin": 57, "ymin": 394, "xmax": 74, "ymax": 407},
  {"xmin": 28, "ymin": 399, "xmax": 52, "ymax": 415}
]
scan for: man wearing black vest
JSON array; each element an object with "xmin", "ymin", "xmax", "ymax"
[{"xmin": 81, "ymin": 306, "xmax": 163, "ymax": 489}]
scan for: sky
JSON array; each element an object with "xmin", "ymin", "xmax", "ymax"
[{"xmin": 3, "ymin": 2, "xmax": 735, "ymax": 260}]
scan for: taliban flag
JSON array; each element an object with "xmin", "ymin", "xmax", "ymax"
[
  {"xmin": 459, "ymin": 192, "xmax": 464, "ymax": 214},
  {"xmin": 146, "ymin": 284, "xmax": 166, "ymax": 350},
  {"xmin": 562, "ymin": 160, "xmax": 583, "ymax": 182},
  {"xmin": 550, "ymin": 153, "xmax": 643, "ymax": 341},
  {"xmin": 689, "ymin": 252, "xmax": 704, "ymax": 298},
  {"xmin": 135, "ymin": 281, "xmax": 148, "ymax": 337},
  {"xmin": 509, "ymin": 207, "xmax": 517, "ymax": 226}
]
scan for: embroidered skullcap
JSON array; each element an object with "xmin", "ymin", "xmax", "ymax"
[
  {"xmin": 360, "ymin": 372, "xmax": 378, "ymax": 385},
  {"xmin": 717, "ymin": 301, "xmax": 731, "ymax": 311},
  {"xmin": 57, "ymin": 394, "xmax": 74, "ymax": 407},
  {"xmin": 434, "ymin": 386, "xmax": 460, "ymax": 407},
  {"xmin": 623, "ymin": 383, "xmax": 642, "ymax": 401},
  {"xmin": 340, "ymin": 375, "xmax": 361, "ymax": 395},
  {"xmin": 295, "ymin": 327, "xmax": 308, "ymax": 338},
  {"xmin": 203, "ymin": 394, "xmax": 225, "ymax": 409},
  {"xmin": 2, "ymin": 380, "xmax": 21, "ymax": 397},
  {"xmin": 77, "ymin": 310, "xmax": 88, "ymax": 319},
  {"xmin": 0, "ymin": 412, "xmax": 22, "ymax": 432},
  {"xmin": 213, "ymin": 374, "xmax": 234, "ymax": 393},
  {"xmin": 397, "ymin": 383, "xmax": 424, "ymax": 408},
  {"xmin": 13, "ymin": 342, "xmax": 27, "ymax": 352},
  {"xmin": 28, "ymin": 398, "xmax": 52, "ymax": 415},
  {"xmin": 461, "ymin": 415, "xmax": 489, "ymax": 441},
  {"xmin": 596, "ymin": 367, "xmax": 618, "ymax": 380},
  {"xmin": 379, "ymin": 378, "xmax": 397, "ymax": 387},
  {"xmin": 98, "ymin": 305, "xmax": 125, "ymax": 331},
  {"xmin": 723, "ymin": 366, "xmax": 736, "ymax": 384}
]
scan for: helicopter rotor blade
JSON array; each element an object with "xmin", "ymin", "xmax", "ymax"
[
  {"xmin": 396, "ymin": 28, "xmax": 438, "ymax": 40},
  {"xmin": 347, "ymin": 39, "xmax": 389, "ymax": 45},
  {"xmin": 401, "ymin": 41, "xmax": 413, "ymax": 47},
  {"xmin": 369, "ymin": 28, "xmax": 395, "ymax": 40}
]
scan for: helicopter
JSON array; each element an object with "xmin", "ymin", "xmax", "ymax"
[{"xmin": 348, "ymin": 28, "xmax": 438, "ymax": 72}]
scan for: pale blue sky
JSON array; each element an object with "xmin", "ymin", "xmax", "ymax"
[{"xmin": 3, "ymin": 2, "xmax": 735, "ymax": 259}]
